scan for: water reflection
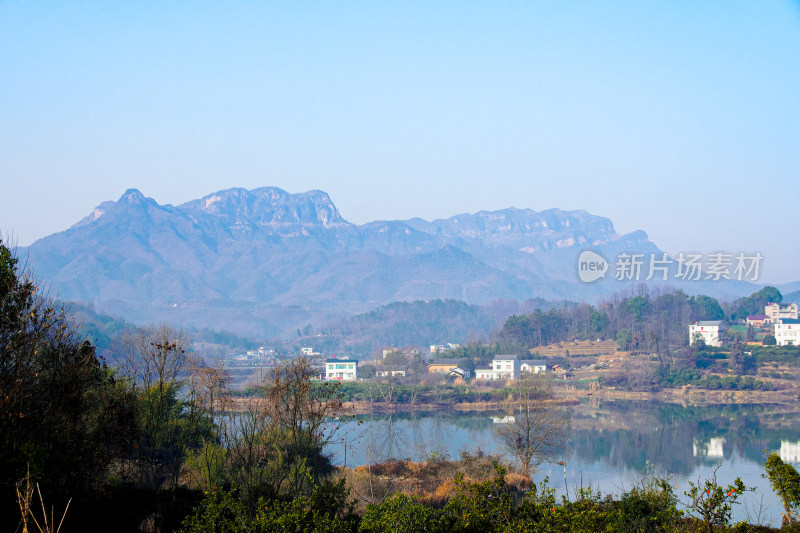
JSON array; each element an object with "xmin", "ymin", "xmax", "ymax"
[
  {"xmin": 327, "ymin": 400, "xmax": 800, "ymax": 526},
  {"xmin": 563, "ymin": 401, "xmax": 800, "ymax": 476}
]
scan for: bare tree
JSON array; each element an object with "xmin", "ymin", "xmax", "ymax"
[
  {"xmin": 116, "ymin": 324, "xmax": 206, "ymax": 489},
  {"xmin": 261, "ymin": 355, "xmax": 345, "ymax": 495},
  {"xmin": 185, "ymin": 358, "xmax": 230, "ymax": 491},
  {"xmin": 377, "ymin": 376, "xmax": 399, "ymax": 403},
  {"xmin": 431, "ymin": 381, "xmax": 451, "ymax": 404},
  {"xmin": 224, "ymin": 395, "xmax": 273, "ymax": 506},
  {"xmin": 496, "ymin": 374, "xmax": 566, "ymax": 477},
  {"xmin": 118, "ymin": 324, "xmax": 194, "ymax": 391}
]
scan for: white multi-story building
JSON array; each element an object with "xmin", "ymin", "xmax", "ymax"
[
  {"xmin": 766, "ymin": 302, "xmax": 799, "ymax": 322},
  {"xmin": 689, "ymin": 321, "xmax": 728, "ymax": 347},
  {"xmin": 324, "ymin": 359, "xmax": 358, "ymax": 381},
  {"xmin": 775, "ymin": 319, "xmax": 800, "ymax": 346},
  {"xmin": 492, "ymin": 355, "xmax": 521, "ymax": 379},
  {"xmin": 475, "ymin": 356, "xmax": 523, "ymax": 380},
  {"xmin": 430, "ymin": 343, "xmax": 460, "ymax": 354}
]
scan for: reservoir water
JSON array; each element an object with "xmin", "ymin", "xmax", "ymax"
[{"xmin": 326, "ymin": 400, "xmax": 800, "ymax": 526}]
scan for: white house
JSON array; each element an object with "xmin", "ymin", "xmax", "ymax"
[
  {"xmin": 520, "ymin": 359, "xmax": 547, "ymax": 374},
  {"xmin": 430, "ymin": 343, "xmax": 460, "ymax": 354},
  {"xmin": 689, "ymin": 321, "xmax": 728, "ymax": 347},
  {"xmin": 474, "ymin": 356, "xmax": 522, "ymax": 380},
  {"xmin": 450, "ymin": 367, "xmax": 472, "ymax": 379},
  {"xmin": 492, "ymin": 355, "xmax": 521, "ymax": 379},
  {"xmin": 325, "ymin": 359, "xmax": 358, "ymax": 381},
  {"xmin": 775, "ymin": 319, "xmax": 800, "ymax": 346},
  {"xmin": 475, "ymin": 368, "xmax": 500, "ymax": 380},
  {"xmin": 375, "ymin": 366, "xmax": 407, "ymax": 378}
]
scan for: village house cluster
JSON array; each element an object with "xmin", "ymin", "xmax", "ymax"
[
  {"xmin": 689, "ymin": 302, "xmax": 800, "ymax": 347},
  {"xmin": 318, "ymin": 340, "xmax": 551, "ymax": 382},
  {"xmin": 225, "ymin": 300, "xmax": 800, "ymax": 386},
  {"xmin": 319, "ymin": 353, "xmax": 549, "ymax": 382}
]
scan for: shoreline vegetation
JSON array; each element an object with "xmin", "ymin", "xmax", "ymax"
[
  {"xmin": 339, "ymin": 387, "xmax": 800, "ymax": 414},
  {"xmin": 178, "ymin": 452, "xmax": 796, "ymax": 533},
  {"xmin": 227, "ymin": 385, "xmax": 800, "ymax": 414}
]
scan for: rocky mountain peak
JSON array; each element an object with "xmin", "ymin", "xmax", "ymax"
[
  {"xmin": 119, "ymin": 188, "xmax": 146, "ymax": 203},
  {"xmin": 181, "ymin": 187, "xmax": 347, "ymax": 226}
]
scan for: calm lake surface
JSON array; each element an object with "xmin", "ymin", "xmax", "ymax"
[{"xmin": 325, "ymin": 400, "xmax": 800, "ymax": 527}]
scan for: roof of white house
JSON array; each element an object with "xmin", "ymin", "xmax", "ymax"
[
  {"xmin": 492, "ymin": 355, "xmax": 519, "ymax": 360},
  {"xmin": 521, "ymin": 359, "xmax": 547, "ymax": 365},
  {"xmin": 694, "ymin": 321, "xmax": 726, "ymax": 327}
]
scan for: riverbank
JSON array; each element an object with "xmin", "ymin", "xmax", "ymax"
[
  {"xmin": 227, "ymin": 383, "xmax": 800, "ymax": 414},
  {"xmin": 336, "ymin": 388, "xmax": 800, "ymax": 414},
  {"xmin": 573, "ymin": 386, "xmax": 800, "ymax": 405}
]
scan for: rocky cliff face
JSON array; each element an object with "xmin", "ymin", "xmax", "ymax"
[
  {"xmin": 24, "ymin": 186, "xmax": 659, "ymax": 334},
  {"xmin": 179, "ymin": 187, "xmax": 348, "ymax": 227}
]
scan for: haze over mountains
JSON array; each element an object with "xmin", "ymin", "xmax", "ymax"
[{"xmin": 22, "ymin": 187, "xmax": 761, "ymax": 336}]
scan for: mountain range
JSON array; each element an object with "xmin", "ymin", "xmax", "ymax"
[{"xmin": 22, "ymin": 187, "xmax": 760, "ymax": 336}]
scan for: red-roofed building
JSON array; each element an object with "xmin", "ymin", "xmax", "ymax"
[{"xmin": 746, "ymin": 315, "xmax": 770, "ymax": 326}]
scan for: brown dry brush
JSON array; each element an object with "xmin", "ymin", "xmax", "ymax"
[{"xmin": 342, "ymin": 452, "xmax": 532, "ymax": 513}]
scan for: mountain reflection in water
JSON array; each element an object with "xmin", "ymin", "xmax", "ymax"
[{"xmin": 326, "ymin": 400, "xmax": 800, "ymax": 527}]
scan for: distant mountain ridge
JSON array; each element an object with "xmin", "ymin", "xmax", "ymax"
[
  {"xmin": 180, "ymin": 187, "xmax": 347, "ymax": 226},
  {"xmin": 20, "ymin": 186, "xmax": 708, "ymax": 335}
]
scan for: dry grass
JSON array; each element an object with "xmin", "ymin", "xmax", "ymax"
[
  {"xmin": 341, "ymin": 451, "xmax": 531, "ymax": 513},
  {"xmin": 15, "ymin": 469, "xmax": 71, "ymax": 533}
]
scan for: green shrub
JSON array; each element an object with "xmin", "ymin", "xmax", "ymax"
[
  {"xmin": 607, "ymin": 480, "xmax": 680, "ymax": 533},
  {"xmin": 359, "ymin": 493, "xmax": 449, "ymax": 533},
  {"xmin": 180, "ymin": 479, "xmax": 358, "ymax": 533},
  {"xmin": 764, "ymin": 453, "xmax": 800, "ymax": 526},
  {"xmin": 444, "ymin": 466, "xmax": 514, "ymax": 532},
  {"xmin": 683, "ymin": 469, "xmax": 751, "ymax": 533}
]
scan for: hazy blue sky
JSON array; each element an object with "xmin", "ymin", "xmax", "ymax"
[{"xmin": 1, "ymin": 1, "xmax": 799, "ymax": 283}]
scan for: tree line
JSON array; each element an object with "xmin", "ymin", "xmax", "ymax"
[
  {"xmin": 0, "ymin": 240, "xmax": 345, "ymax": 531},
  {"xmin": 496, "ymin": 285, "xmax": 785, "ymax": 352}
]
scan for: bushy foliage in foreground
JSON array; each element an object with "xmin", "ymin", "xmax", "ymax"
[
  {"xmin": 180, "ymin": 467, "xmax": 704, "ymax": 533},
  {"xmin": 180, "ymin": 479, "xmax": 358, "ymax": 533}
]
